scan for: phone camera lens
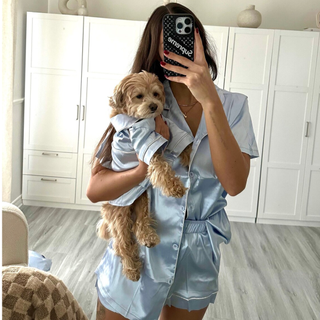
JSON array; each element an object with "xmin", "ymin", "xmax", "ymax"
[
  {"xmin": 185, "ymin": 18, "xmax": 191, "ymax": 25},
  {"xmin": 185, "ymin": 27, "xmax": 191, "ymax": 33},
  {"xmin": 177, "ymin": 22, "xmax": 183, "ymax": 29}
]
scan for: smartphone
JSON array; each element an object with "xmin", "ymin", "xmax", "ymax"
[{"xmin": 162, "ymin": 13, "xmax": 195, "ymax": 77}]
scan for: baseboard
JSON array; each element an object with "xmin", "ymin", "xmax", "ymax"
[
  {"xmin": 22, "ymin": 199, "xmax": 101, "ymax": 211},
  {"xmin": 257, "ymin": 218, "xmax": 320, "ymax": 227},
  {"xmin": 228, "ymin": 216, "xmax": 256, "ymax": 223},
  {"xmin": 12, "ymin": 195, "xmax": 23, "ymax": 208}
]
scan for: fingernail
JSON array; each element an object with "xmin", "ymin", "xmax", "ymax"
[
  {"xmin": 164, "ymin": 50, "xmax": 169, "ymax": 55},
  {"xmin": 160, "ymin": 61, "xmax": 166, "ymax": 66},
  {"xmin": 196, "ymin": 28, "xmax": 199, "ymax": 33}
]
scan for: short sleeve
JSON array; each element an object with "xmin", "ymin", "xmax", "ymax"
[
  {"xmin": 163, "ymin": 116, "xmax": 193, "ymax": 157},
  {"xmin": 230, "ymin": 97, "xmax": 259, "ymax": 159},
  {"xmin": 95, "ymin": 130, "xmax": 152, "ymax": 206},
  {"xmin": 129, "ymin": 118, "xmax": 168, "ymax": 164}
]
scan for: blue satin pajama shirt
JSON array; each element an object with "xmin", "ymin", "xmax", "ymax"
[{"xmin": 95, "ymin": 80, "xmax": 259, "ymax": 320}]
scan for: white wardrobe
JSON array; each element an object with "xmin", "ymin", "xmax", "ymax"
[{"xmin": 22, "ymin": 12, "xmax": 320, "ymax": 227}]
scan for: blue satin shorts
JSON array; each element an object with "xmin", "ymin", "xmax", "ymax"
[{"xmin": 96, "ymin": 220, "xmax": 220, "ymax": 317}]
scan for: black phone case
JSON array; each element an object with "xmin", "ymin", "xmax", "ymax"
[{"xmin": 162, "ymin": 14, "xmax": 195, "ymax": 77}]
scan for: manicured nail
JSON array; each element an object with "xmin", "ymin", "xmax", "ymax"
[
  {"xmin": 196, "ymin": 28, "xmax": 199, "ymax": 33},
  {"xmin": 164, "ymin": 50, "xmax": 169, "ymax": 55},
  {"xmin": 160, "ymin": 61, "xmax": 166, "ymax": 66}
]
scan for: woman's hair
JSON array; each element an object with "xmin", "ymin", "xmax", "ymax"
[
  {"xmin": 131, "ymin": 3, "xmax": 218, "ymax": 82},
  {"xmin": 91, "ymin": 3, "xmax": 218, "ymax": 169}
]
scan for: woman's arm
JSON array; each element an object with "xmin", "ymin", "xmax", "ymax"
[
  {"xmin": 86, "ymin": 115, "xmax": 170, "ymax": 203},
  {"xmin": 86, "ymin": 160, "xmax": 148, "ymax": 203},
  {"xmin": 161, "ymin": 29, "xmax": 250, "ymax": 196},
  {"xmin": 202, "ymin": 97, "xmax": 250, "ymax": 196}
]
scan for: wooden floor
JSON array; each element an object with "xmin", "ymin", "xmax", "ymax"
[{"xmin": 21, "ymin": 205, "xmax": 320, "ymax": 320}]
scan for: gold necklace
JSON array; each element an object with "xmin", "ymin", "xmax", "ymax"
[
  {"xmin": 178, "ymin": 101, "xmax": 199, "ymax": 118},
  {"xmin": 178, "ymin": 100, "xmax": 198, "ymax": 107}
]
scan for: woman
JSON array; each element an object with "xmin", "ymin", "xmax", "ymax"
[{"xmin": 87, "ymin": 3, "xmax": 259, "ymax": 320}]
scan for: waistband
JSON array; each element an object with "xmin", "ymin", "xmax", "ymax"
[{"xmin": 183, "ymin": 220, "xmax": 207, "ymax": 233}]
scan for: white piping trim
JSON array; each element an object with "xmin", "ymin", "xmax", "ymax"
[
  {"xmin": 167, "ymin": 291, "xmax": 218, "ymax": 301},
  {"xmin": 141, "ymin": 135, "xmax": 162, "ymax": 161}
]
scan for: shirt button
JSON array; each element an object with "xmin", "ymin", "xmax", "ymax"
[
  {"xmin": 168, "ymin": 278, "xmax": 173, "ymax": 285},
  {"xmin": 173, "ymin": 243, "xmax": 179, "ymax": 250},
  {"xmin": 181, "ymin": 206, "xmax": 185, "ymax": 212},
  {"xmin": 189, "ymin": 172, "xmax": 194, "ymax": 178}
]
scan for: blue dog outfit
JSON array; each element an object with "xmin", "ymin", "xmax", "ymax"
[{"xmin": 95, "ymin": 80, "xmax": 259, "ymax": 319}]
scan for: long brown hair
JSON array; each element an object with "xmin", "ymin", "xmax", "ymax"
[{"xmin": 91, "ymin": 3, "xmax": 218, "ymax": 170}]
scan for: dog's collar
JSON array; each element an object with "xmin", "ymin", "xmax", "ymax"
[{"xmin": 110, "ymin": 114, "xmax": 139, "ymax": 132}]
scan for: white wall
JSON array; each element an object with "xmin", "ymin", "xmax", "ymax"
[
  {"xmin": 48, "ymin": 0, "xmax": 320, "ymax": 30},
  {"xmin": 12, "ymin": 0, "xmax": 320, "ymax": 203},
  {"xmin": 12, "ymin": 0, "xmax": 48, "ymax": 203}
]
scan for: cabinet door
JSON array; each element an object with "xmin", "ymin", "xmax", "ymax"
[
  {"xmin": 224, "ymin": 28, "xmax": 274, "ymax": 221},
  {"xmin": 24, "ymin": 13, "xmax": 83, "ymax": 152},
  {"xmin": 204, "ymin": 26, "xmax": 229, "ymax": 88},
  {"xmin": 258, "ymin": 31, "xmax": 319, "ymax": 223},
  {"xmin": 301, "ymin": 39, "xmax": 320, "ymax": 222},
  {"xmin": 76, "ymin": 18, "xmax": 145, "ymax": 205}
]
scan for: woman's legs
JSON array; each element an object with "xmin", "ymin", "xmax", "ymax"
[
  {"xmin": 159, "ymin": 305, "xmax": 208, "ymax": 320},
  {"xmin": 96, "ymin": 297, "xmax": 208, "ymax": 320},
  {"xmin": 96, "ymin": 297, "xmax": 129, "ymax": 320}
]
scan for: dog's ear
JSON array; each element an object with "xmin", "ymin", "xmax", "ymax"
[
  {"xmin": 109, "ymin": 74, "xmax": 135, "ymax": 110},
  {"xmin": 109, "ymin": 83, "xmax": 125, "ymax": 110}
]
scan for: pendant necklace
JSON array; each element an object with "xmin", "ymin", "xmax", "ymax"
[{"xmin": 178, "ymin": 100, "xmax": 199, "ymax": 118}]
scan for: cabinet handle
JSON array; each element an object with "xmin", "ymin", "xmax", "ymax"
[
  {"xmin": 41, "ymin": 178, "xmax": 57, "ymax": 182},
  {"xmin": 305, "ymin": 121, "xmax": 311, "ymax": 137},
  {"xmin": 82, "ymin": 105, "xmax": 85, "ymax": 121},
  {"xmin": 42, "ymin": 152, "xmax": 59, "ymax": 156},
  {"xmin": 76, "ymin": 105, "xmax": 80, "ymax": 120}
]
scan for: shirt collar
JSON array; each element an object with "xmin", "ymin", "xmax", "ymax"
[
  {"xmin": 110, "ymin": 114, "xmax": 138, "ymax": 132},
  {"xmin": 163, "ymin": 79, "xmax": 226, "ymax": 140}
]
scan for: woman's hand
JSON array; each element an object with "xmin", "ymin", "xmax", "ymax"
[
  {"xmin": 155, "ymin": 115, "xmax": 170, "ymax": 140},
  {"xmin": 160, "ymin": 28, "xmax": 219, "ymax": 107}
]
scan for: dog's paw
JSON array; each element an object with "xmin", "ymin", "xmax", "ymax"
[
  {"xmin": 141, "ymin": 233, "xmax": 160, "ymax": 248},
  {"xmin": 161, "ymin": 177, "xmax": 187, "ymax": 198}
]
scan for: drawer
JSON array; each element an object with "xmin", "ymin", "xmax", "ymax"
[
  {"xmin": 22, "ymin": 175, "xmax": 76, "ymax": 203},
  {"xmin": 23, "ymin": 150, "xmax": 77, "ymax": 178}
]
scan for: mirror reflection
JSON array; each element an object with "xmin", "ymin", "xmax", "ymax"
[{"xmin": 2, "ymin": 1, "xmax": 320, "ymax": 320}]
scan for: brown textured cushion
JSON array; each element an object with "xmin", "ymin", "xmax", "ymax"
[{"xmin": 2, "ymin": 266, "xmax": 88, "ymax": 320}]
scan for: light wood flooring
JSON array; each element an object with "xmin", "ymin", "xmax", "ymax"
[{"xmin": 21, "ymin": 205, "xmax": 320, "ymax": 320}]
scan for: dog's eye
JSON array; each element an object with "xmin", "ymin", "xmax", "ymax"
[
  {"xmin": 153, "ymin": 92, "xmax": 159, "ymax": 97},
  {"xmin": 136, "ymin": 94, "xmax": 143, "ymax": 99}
]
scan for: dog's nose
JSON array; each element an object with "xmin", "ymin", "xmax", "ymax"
[{"xmin": 149, "ymin": 104, "xmax": 158, "ymax": 113}]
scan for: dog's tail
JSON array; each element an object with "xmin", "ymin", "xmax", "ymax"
[{"xmin": 90, "ymin": 122, "xmax": 116, "ymax": 170}]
